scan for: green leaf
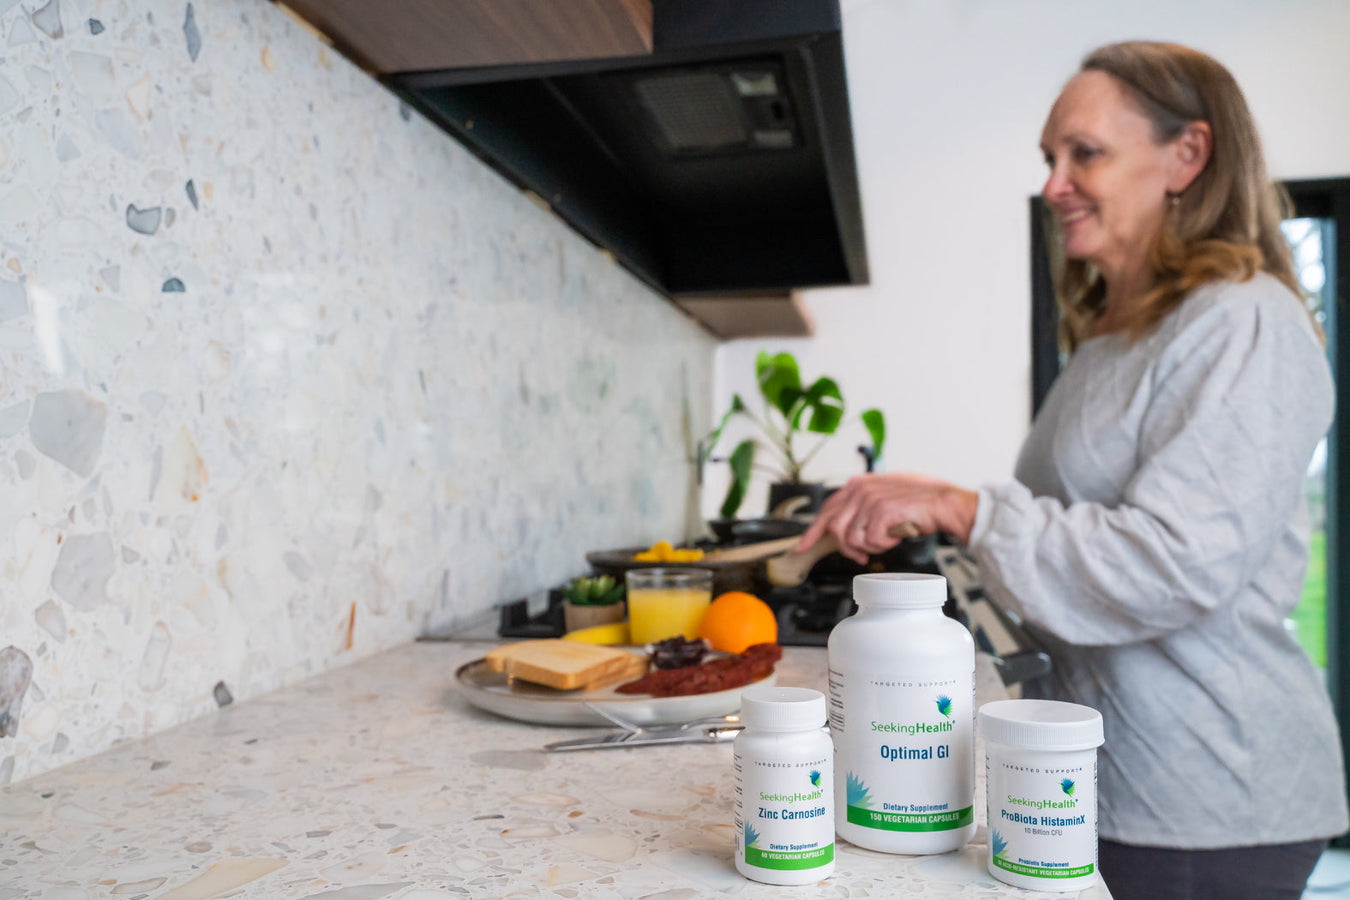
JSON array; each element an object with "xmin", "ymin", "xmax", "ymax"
[
  {"xmin": 802, "ymin": 377, "xmax": 844, "ymax": 434},
  {"xmin": 861, "ymin": 408, "xmax": 886, "ymax": 460},
  {"xmin": 704, "ymin": 393, "xmax": 748, "ymax": 456},
  {"xmin": 778, "ymin": 386, "xmax": 806, "ymax": 427},
  {"xmin": 756, "ymin": 352, "xmax": 801, "ymax": 418},
  {"xmin": 719, "ymin": 439, "xmax": 756, "ymax": 519}
]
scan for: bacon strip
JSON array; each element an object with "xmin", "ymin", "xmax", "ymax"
[{"xmin": 615, "ymin": 643, "xmax": 782, "ymax": 697}]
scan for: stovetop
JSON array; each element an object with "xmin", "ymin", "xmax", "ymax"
[
  {"xmin": 764, "ymin": 580, "xmax": 857, "ymax": 646},
  {"xmin": 444, "ymin": 536, "xmax": 1051, "ymax": 686},
  {"xmin": 493, "ymin": 534, "xmax": 951, "ymax": 646}
]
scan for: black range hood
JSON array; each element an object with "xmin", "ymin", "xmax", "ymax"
[{"xmin": 387, "ymin": 0, "xmax": 868, "ymax": 299}]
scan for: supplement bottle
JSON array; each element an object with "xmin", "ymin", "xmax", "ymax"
[
  {"xmin": 733, "ymin": 686, "xmax": 835, "ymax": 885},
  {"xmin": 828, "ymin": 573, "xmax": 975, "ymax": 854},
  {"xmin": 978, "ymin": 699, "xmax": 1104, "ymax": 892}
]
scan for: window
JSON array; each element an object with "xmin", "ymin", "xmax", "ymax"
[{"xmin": 1280, "ymin": 215, "xmax": 1334, "ymax": 669}]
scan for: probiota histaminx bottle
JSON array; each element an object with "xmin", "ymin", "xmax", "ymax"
[
  {"xmin": 827, "ymin": 573, "xmax": 975, "ymax": 854},
  {"xmin": 978, "ymin": 699, "xmax": 1104, "ymax": 892}
]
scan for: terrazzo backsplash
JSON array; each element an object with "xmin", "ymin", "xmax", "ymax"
[{"xmin": 0, "ymin": 0, "xmax": 716, "ymax": 784}]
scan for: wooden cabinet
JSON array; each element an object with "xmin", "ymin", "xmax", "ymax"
[
  {"xmin": 279, "ymin": 0, "xmax": 652, "ymax": 73},
  {"xmin": 674, "ymin": 294, "xmax": 813, "ymax": 339}
]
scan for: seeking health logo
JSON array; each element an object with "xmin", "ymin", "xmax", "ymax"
[
  {"xmin": 809, "ymin": 770, "xmax": 822, "ymax": 788},
  {"xmin": 935, "ymin": 695, "xmax": 953, "ymax": 719},
  {"xmin": 1061, "ymin": 778, "xmax": 1076, "ymax": 797}
]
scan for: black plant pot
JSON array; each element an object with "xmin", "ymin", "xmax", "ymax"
[{"xmin": 767, "ymin": 482, "xmax": 833, "ymax": 516}]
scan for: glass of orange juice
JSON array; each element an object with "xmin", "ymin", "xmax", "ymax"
[{"xmin": 625, "ymin": 568, "xmax": 713, "ymax": 644}]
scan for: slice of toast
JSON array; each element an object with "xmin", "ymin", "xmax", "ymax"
[
  {"xmin": 583, "ymin": 650, "xmax": 649, "ymax": 691},
  {"xmin": 484, "ymin": 640, "xmax": 642, "ymax": 691}
]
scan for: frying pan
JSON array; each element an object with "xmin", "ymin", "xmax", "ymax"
[
  {"xmin": 586, "ymin": 536, "xmax": 804, "ymax": 596},
  {"xmin": 587, "ymin": 523, "xmax": 923, "ymax": 596}
]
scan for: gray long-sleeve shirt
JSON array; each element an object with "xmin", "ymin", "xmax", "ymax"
[{"xmin": 969, "ymin": 272, "xmax": 1349, "ymax": 848}]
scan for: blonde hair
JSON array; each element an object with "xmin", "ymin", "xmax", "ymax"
[{"xmin": 1054, "ymin": 41, "xmax": 1303, "ymax": 352}]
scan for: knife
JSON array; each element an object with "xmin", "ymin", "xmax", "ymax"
[{"xmin": 544, "ymin": 708, "xmax": 743, "ymax": 752}]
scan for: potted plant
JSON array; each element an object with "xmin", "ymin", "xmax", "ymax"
[
  {"xmin": 560, "ymin": 575, "xmax": 626, "ymax": 633},
  {"xmin": 703, "ymin": 351, "xmax": 886, "ymax": 522}
]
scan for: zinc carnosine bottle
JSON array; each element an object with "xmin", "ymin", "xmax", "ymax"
[
  {"xmin": 827, "ymin": 573, "xmax": 975, "ymax": 854},
  {"xmin": 733, "ymin": 686, "xmax": 835, "ymax": 885}
]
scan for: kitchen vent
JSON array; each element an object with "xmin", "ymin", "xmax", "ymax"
[
  {"xmin": 388, "ymin": 0, "xmax": 866, "ymax": 298},
  {"xmin": 631, "ymin": 66, "xmax": 799, "ymax": 156},
  {"xmin": 633, "ymin": 67, "xmax": 799, "ymax": 156},
  {"xmin": 634, "ymin": 72, "xmax": 747, "ymax": 151}
]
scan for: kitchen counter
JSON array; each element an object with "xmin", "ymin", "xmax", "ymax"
[{"xmin": 0, "ymin": 642, "xmax": 1113, "ymax": 899}]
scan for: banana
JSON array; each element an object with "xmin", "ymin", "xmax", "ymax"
[{"xmin": 562, "ymin": 622, "xmax": 631, "ymax": 645}]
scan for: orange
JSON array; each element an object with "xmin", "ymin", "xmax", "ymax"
[{"xmin": 697, "ymin": 591, "xmax": 778, "ymax": 654}]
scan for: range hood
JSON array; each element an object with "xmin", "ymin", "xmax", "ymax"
[{"xmin": 384, "ymin": 0, "xmax": 868, "ymax": 301}]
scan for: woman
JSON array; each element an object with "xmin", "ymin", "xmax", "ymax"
[{"xmin": 796, "ymin": 41, "xmax": 1348, "ymax": 899}]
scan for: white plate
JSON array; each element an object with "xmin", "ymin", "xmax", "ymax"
[{"xmin": 455, "ymin": 654, "xmax": 777, "ymax": 727}]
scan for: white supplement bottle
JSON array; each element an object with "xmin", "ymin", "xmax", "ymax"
[
  {"xmin": 978, "ymin": 699, "xmax": 1104, "ymax": 892},
  {"xmin": 827, "ymin": 573, "xmax": 975, "ymax": 854},
  {"xmin": 733, "ymin": 686, "xmax": 835, "ymax": 885}
]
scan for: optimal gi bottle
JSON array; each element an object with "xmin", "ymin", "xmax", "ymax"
[
  {"xmin": 733, "ymin": 686, "xmax": 835, "ymax": 885},
  {"xmin": 828, "ymin": 573, "xmax": 975, "ymax": 854}
]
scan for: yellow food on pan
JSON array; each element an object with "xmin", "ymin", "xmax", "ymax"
[{"xmin": 632, "ymin": 540, "xmax": 705, "ymax": 563}]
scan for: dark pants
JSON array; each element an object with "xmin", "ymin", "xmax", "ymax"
[{"xmin": 1099, "ymin": 838, "xmax": 1327, "ymax": 900}]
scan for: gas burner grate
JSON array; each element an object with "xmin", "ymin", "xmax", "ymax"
[{"xmin": 766, "ymin": 582, "xmax": 857, "ymax": 646}]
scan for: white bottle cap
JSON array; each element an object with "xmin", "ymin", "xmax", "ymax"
[
  {"xmin": 978, "ymin": 699, "xmax": 1104, "ymax": 751},
  {"xmin": 740, "ymin": 686, "xmax": 827, "ymax": 732},
  {"xmin": 852, "ymin": 572, "xmax": 947, "ymax": 608}
]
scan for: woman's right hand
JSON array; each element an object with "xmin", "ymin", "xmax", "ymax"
[{"xmin": 795, "ymin": 473, "xmax": 979, "ymax": 564}]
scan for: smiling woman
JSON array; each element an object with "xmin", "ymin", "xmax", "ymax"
[{"xmin": 794, "ymin": 39, "xmax": 1349, "ymax": 900}]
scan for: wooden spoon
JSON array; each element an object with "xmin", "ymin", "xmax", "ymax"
[
  {"xmin": 700, "ymin": 535, "xmax": 804, "ymax": 564},
  {"xmin": 765, "ymin": 522, "xmax": 921, "ymax": 587}
]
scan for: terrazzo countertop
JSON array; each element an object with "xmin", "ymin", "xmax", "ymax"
[{"xmin": 0, "ymin": 642, "xmax": 1113, "ymax": 899}]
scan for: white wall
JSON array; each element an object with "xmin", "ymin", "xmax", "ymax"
[
  {"xmin": 708, "ymin": 0, "xmax": 1350, "ymax": 518},
  {"xmin": 0, "ymin": 0, "xmax": 714, "ymax": 785}
]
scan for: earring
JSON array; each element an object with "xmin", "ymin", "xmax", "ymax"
[{"xmin": 1168, "ymin": 193, "xmax": 1181, "ymax": 208}]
